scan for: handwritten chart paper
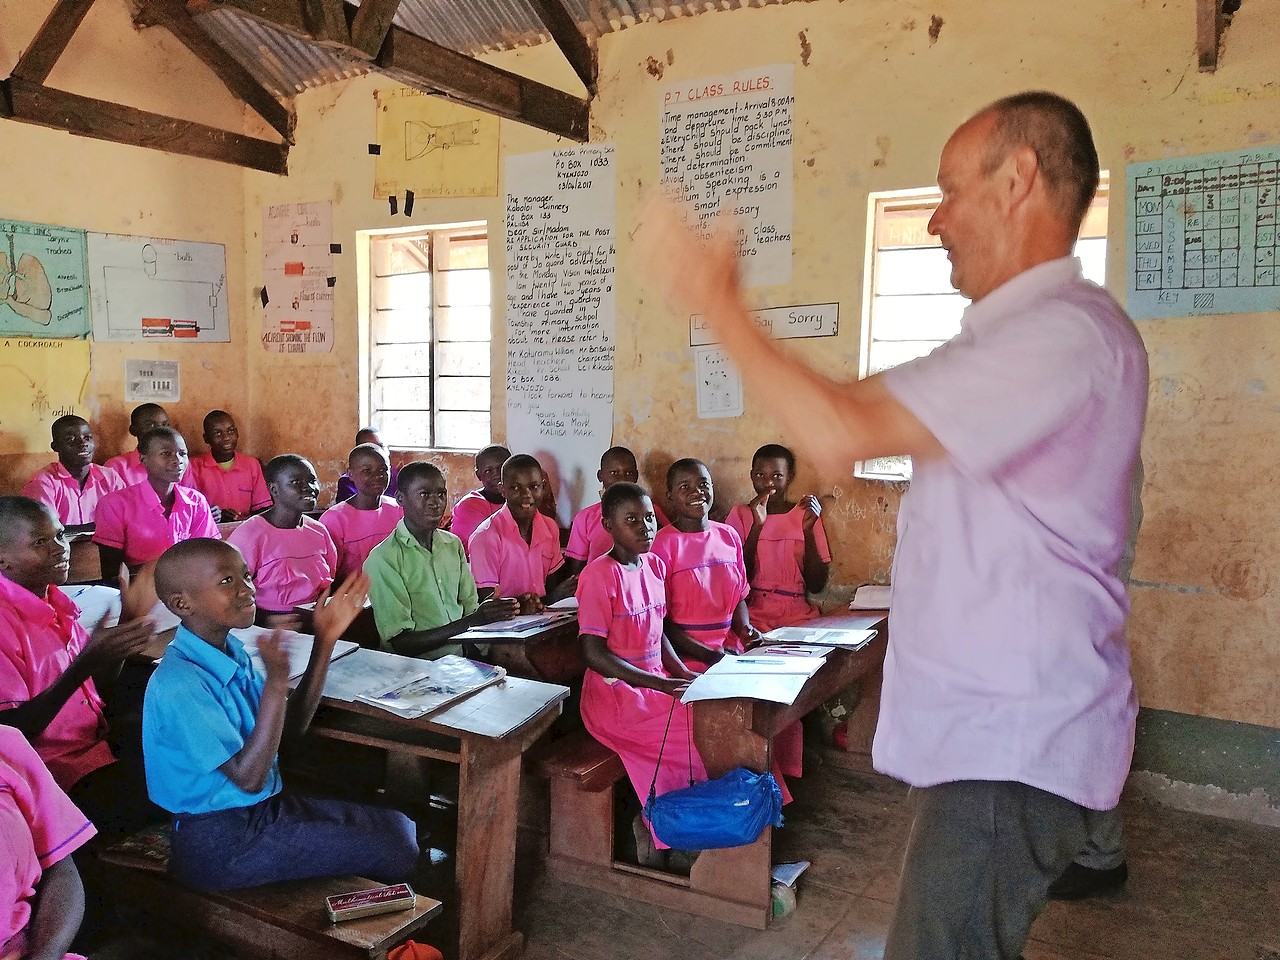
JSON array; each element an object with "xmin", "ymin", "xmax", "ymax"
[
  {"xmin": 0, "ymin": 219, "xmax": 88, "ymax": 338},
  {"xmin": 661, "ymin": 65, "xmax": 794, "ymax": 287},
  {"xmin": 504, "ymin": 146, "xmax": 616, "ymax": 519},
  {"xmin": 261, "ymin": 201, "xmax": 333, "ymax": 353},
  {"xmin": 374, "ymin": 87, "xmax": 499, "ymax": 199},
  {"xmin": 0, "ymin": 338, "xmax": 90, "ymax": 453},
  {"xmin": 1128, "ymin": 147, "xmax": 1280, "ymax": 319}
]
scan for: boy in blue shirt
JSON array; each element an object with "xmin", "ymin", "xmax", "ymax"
[{"xmin": 142, "ymin": 538, "xmax": 419, "ymax": 891}]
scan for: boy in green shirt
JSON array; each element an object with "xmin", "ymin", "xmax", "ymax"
[{"xmin": 365, "ymin": 462, "xmax": 518, "ymax": 659}]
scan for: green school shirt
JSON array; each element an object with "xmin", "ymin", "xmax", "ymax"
[{"xmin": 365, "ymin": 521, "xmax": 480, "ymax": 660}]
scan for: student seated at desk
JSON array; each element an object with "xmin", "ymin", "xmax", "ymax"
[
  {"xmin": 22, "ymin": 415, "xmax": 126, "ymax": 533},
  {"xmin": 143, "ymin": 539, "xmax": 418, "ymax": 892},
  {"xmin": 565, "ymin": 446, "xmax": 669, "ymax": 575},
  {"xmin": 469, "ymin": 454, "xmax": 575, "ymax": 613},
  {"xmin": 321, "ymin": 443, "xmax": 402, "ymax": 581},
  {"xmin": 335, "ymin": 428, "xmax": 400, "ymax": 504},
  {"xmin": 725, "ymin": 443, "xmax": 831, "ymax": 633},
  {"xmin": 0, "ymin": 497, "xmax": 160, "ymax": 839},
  {"xmin": 366, "ymin": 462, "xmax": 518, "ymax": 660},
  {"xmin": 93, "ymin": 427, "xmax": 221, "ymax": 580},
  {"xmin": 577, "ymin": 482, "xmax": 705, "ymax": 868},
  {"xmin": 104, "ymin": 403, "xmax": 191, "ymax": 488},
  {"xmin": 448, "ymin": 444, "xmax": 510, "ymax": 555},
  {"xmin": 188, "ymin": 410, "xmax": 271, "ymax": 522},
  {"xmin": 0, "ymin": 726, "xmax": 95, "ymax": 960},
  {"xmin": 227, "ymin": 455, "xmax": 337, "ymax": 621}
]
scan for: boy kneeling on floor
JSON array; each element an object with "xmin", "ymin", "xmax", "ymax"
[{"xmin": 143, "ymin": 538, "xmax": 420, "ymax": 891}]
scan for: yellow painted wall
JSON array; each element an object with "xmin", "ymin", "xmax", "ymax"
[{"xmin": 0, "ymin": 0, "xmax": 252, "ymax": 488}]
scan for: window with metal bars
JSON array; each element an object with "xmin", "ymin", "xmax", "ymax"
[{"xmin": 367, "ymin": 225, "xmax": 492, "ymax": 451}]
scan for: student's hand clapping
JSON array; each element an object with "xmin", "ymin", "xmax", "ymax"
[
  {"xmin": 209, "ymin": 505, "xmax": 223, "ymax": 523},
  {"xmin": 478, "ymin": 597, "xmax": 520, "ymax": 623},
  {"xmin": 82, "ymin": 611, "xmax": 155, "ymax": 668},
  {"xmin": 750, "ymin": 490, "xmax": 772, "ymax": 527},
  {"xmin": 312, "ymin": 572, "xmax": 371, "ymax": 645},
  {"xmin": 801, "ymin": 494, "xmax": 822, "ymax": 531},
  {"xmin": 254, "ymin": 629, "xmax": 292, "ymax": 688},
  {"xmin": 117, "ymin": 560, "xmax": 159, "ymax": 624}
]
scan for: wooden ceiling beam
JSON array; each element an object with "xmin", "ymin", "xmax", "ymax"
[
  {"xmin": 302, "ymin": 0, "xmax": 351, "ymax": 46},
  {"xmin": 1196, "ymin": 0, "xmax": 1222, "ymax": 72},
  {"xmin": 1, "ymin": 76, "xmax": 289, "ymax": 174},
  {"xmin": 12, "ymin": 0, "xmax": 99, "ymax": 84},
  {"xmin": 349, "ymin": 0, "xmax": 403, "ymax": 59},
  {"xmin": 134, "ymin": 0, "xmax": 295, "ymax": 142},
  {"xmin": 525, "ymin": 0, "xmax": 596, "ymax": 95}
]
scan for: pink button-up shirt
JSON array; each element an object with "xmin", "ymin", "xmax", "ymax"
[
  {"xmin": 0, "ymin": 576, "xmax": 114, "ymax": 790},
  {"xmin": 469, "ymin": 505, "xmax": 564, "ymax": 597},
  {"xmin": 93, "ymin": 481, "xmax": 221, "ymax": 566},
  {"xmin": 449, "ymin": 489, "xmax": 503, "ymax": 555},
  {"xmin": 227, "ymin": 514, "xmax": 337, "ymax": 612},
  {"xmin": 21, "ymin": 463, "xmax": 126, "ymax": 527},
  {"xmin": 877, "ymin": 257, "xmax": 1147, "ymax": 810},
  {"xmin": 188, "ymin": 452, "xmax": 272, "ymax": 517},
  {"xmin": 319, "ymin": 497, "xmax": 403, "ymax": 580},
  {"xmin": 566, "ymin": 499, "xmax": 670, "ymax": 564}
]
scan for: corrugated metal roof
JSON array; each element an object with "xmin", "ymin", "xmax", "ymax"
[{"xmin": 187, "ymin": 0, "xmax": 795, "ymax": 101}]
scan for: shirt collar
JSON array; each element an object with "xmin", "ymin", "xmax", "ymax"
[
  {"xmin": 960, "ymin": 256, "xmax": 1083, "ymax": 335},
  {"xmin": 170, "ymin": 624, "xmax": 252, "ymax": 688},
  {"xmin": 391, "ymin": 520, "xmax": 438, "ymax": 551},
  {"xmin": 0, "ymin": 574, "xmax": 67, "ymax": 626}
]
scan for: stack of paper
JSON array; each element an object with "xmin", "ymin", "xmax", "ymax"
[
  {"xmin": 849, "ymin": 584, "xmax": 892, "ymax": 610},
  {"xmin": 355, "ymin": 656, "xmax": 506, "ymax": 719},
  {"xmin": 680, "ymin": 654, "xmax": 826, "ymax": 706},
  {"xmin": 458, "ymin": 610, "xmax": 576, "ymax": 641},
  {"xmin": 763, "ymin": 626, "xmax": 876, "ymax": 650}
]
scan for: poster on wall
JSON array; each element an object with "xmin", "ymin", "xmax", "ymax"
[
  {"xmin": 504, "ymin": 145, "xmax": 616, "ymax": 522},
  {"xmin": 660, "ymin": 64, "xmax": 795, "ymax": 288},
  {"xmin": 1127, "ymin": 146, "xmax": 1280, "ymax": 319},
  {"xmin": 694, "ymin": 345, "xmax": 744, "ymax": 419},
  {"xmin": 261, "ymin": 201, "xmax": 334, "ymax": 354},
  {"xmin": 0, "ymin": 218, "xmax": 89, "ymax": 338},
  {"xmin": 0, "ymin": 338, "xmax": 91, "ymax": 454},
  {"xmin": 374, "ymin": 86, "xmax": 500, "ymax": 199},
  {"xmin": 124, "ymin": 358, "xmax": 180, "ymax": 403},
  {"xmin": 87, "ymin": 232, "xmax": 229, "ymax": 342}
]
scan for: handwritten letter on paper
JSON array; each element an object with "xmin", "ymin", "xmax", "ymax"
[
  {"xmin": 504, "ymin": 146, "xmax": 616, "ymax": 518},
  {"xmin": 661, "ymin": 66, "xmax": 795, "ymax": 287}
]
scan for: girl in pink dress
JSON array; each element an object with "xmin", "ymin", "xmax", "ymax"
[
  {"xmin": 577, "ymin": 482, "xmax": 705, "ymax": 865},
  {"xmin": 725, "ymin": 444, "xmax": 831, "ymax": 633}
]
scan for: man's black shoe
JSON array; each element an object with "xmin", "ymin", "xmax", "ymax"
[{"xmin": 1047, "ymin": 861, "xmax": 1128, "ymax": 900}]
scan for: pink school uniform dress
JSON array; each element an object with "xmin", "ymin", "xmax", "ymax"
[
  {"xmin": 725, "ymin": 504, "xmax": 831, "ymax": 633},
  {"xmin": 227, "ymin": 515, "xmax": 337, "ymax": 613},
  {"xmin": 320, "ymin": 497, "xmax": 402, "ymax": 580},
  {"xmin": 93, "ymin": 482, "xmax": 221, "ymax": 567},
  {"xmin": 577, "ymin": 552, "xmax": 706, "ymax": 849},
  {"xmin": 104, "ymin": 449, "xmax": 193, "ymax": 488},
  {"xmin": 469, "ymin": 505, "xmax": 564, "ymax": 597},
  {"xmin": 0, "ymin": 578, "xmax": 114, "ymax": 791},
  {"xmin": 21, "ymin": 463, "xmax": 126, "ymax": 527},
  {"xmin": 0, "ymin": 727, "xmax": 95, "ymax": 960},
  {"xmin": 449, "ymin": 489, "xmax": 503, "ymax": 555},
  {"xmin": 566, "ymin": 500, "xmax": 671, "ymax": 566},
  {"xmin": 189, "ymin": 452, "xmax": 272, "ymax": 518},
  {"xmin": 649, "ymin": 522, "xmax": 749, "ymax": 656}
]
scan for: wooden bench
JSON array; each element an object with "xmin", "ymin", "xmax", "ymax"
[
  {"xmin": 99, "ymin": 825, "xmax": 442, "ymax": 960},
  {"xmin": 529, "ymin": 731, "xmax": 627, "ymax": 870}
]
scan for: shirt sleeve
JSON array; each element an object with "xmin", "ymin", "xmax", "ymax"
[
  {"xmin": 247, "ymin": 459, "xmax": 272, "ymax": 512},
  {"xmin": 725, "ymin": 504, "xmax": 751, "ymax": 541},
  {"xmin": 20, "ymin": 470, "xmax": 52, "ymax": 506},
  {"xmin": 811, "ymin": 514, "xmax": 832, "ymax": 563},
  {"xmin": 365, "ymin": 545, "xmax": 415, "ymax": 643},
  {"xmin": 455, "ymin": 544, "xmax": 480, "ymax": 618},
  {"xmin": 0, "ymin": 619, "xmax": 35, "ymax": 708},
  {"xmin": 881, "ymin": 303, "xmax": 1105, "ymax": 479},
  {"xmin": 565, "ymin": 511, "xmax": 592, "ymax": 561},
  {"xmin": 91, "ymin": 492, "xmax": 127, "ymax": 549},
  {"xmin": 3, "ymin": 729, "xmax": 96, "ymax": 868},
  {"xmin": 727, "ymin": 527, "xmax": 751, "ymax": 604},
  {"xmin": 468, "ymin": 527, "xmax": 501, "ymax": 590},
  {"xmin": 575, "ymin": 562, "xmax": 614, "ymax": 638},
  {"xmin": 226, "ymin": 522, "xmax": 262, "ymax": 576},
  {"xmin": 192, "ymin": 494, "xmax": 222, "ymax": 539}
]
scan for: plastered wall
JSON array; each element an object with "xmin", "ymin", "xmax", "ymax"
[{"xmin": 0, "ymin": 0, "xmax": 251, "ymax": 488}]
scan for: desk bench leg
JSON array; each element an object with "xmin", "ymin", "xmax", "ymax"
[
  {"xmin": 548, "ymin": 779, "xmax": 614, "ymax": 868},
  {"xmin": 457, "ymin": 738, "xmax": 524, "ymax": 960}
]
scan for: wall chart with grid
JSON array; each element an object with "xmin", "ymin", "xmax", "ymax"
[{"xmin": 1127, "ymin": 146, "xmax": 1280, "ymax": 319}]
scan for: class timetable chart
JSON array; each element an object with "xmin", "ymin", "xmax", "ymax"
[{"xmin": 1127, "ymin": 146, "xmax": 1280, "ymax": 319}]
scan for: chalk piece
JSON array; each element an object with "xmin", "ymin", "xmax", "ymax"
[
  {"xmin": 404, "ymin": 190, "xmax": 415, "ymax": 217},
  {"xmin": 330, "ymin": 243, "xmax": 342, "ymax": 254},
  {"xmin": 389, "ymin": 196, "xmax": 398, "ymax": 215},
  {"xmin": 260, "ymin": 287, "xmax": 269, "ymax": 307},
  {"xmin": 368, "ymin": 144, "xmax": 381, "ymax": 155},
  {"xmin": 326, "ymin": 276, "xmax": 337, "ymax": 288}
]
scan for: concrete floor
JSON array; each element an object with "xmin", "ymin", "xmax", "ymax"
[{"xmin": 515, "ymin": 756, "xmax": 1280, "ymax": 960}]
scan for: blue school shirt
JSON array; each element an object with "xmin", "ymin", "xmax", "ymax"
[{"xmin": 143, "ymin": 625, "xmax": 282, "ymax": 815}]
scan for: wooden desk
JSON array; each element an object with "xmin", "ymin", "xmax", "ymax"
[
  {"xmin": 485, "ymin": 617, "xmax": 585, "ymax": 684},
  {"xmin": 547, "ymin": 611, "xmax": 889, "ymax": 929},
  {"xmin": 310, "ymin": 656, "xmax": 570, "ymax": 960}
]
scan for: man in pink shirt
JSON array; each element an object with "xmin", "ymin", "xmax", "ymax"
[
  {"xmin": 469, "ymin": 454, "xmax": 575, "ymax": 609},
  {"xmin": 188, "ymin": 410, "xmax": 272, "ymax": 521},
  {"xmin": 448, "ymin": 443, "xmax": 510, "ymax": 554},
  {"xmin": 104, "ymin": 402, "xmax": 193, "ymax": 488},
  {"xmin": 0, "ymin": 496, "xmax": 159, "ymax": 839},
  {"xmin": 94, "ymin": 427, "xmax": 221, "ymax": 578},
  {"xmin": 637, "ymin": 92, "xmax": 1146, "ymax": 960},
  {"xmin": 22, "ymin": 416, "xmax": 126, "ymax": 531}
]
